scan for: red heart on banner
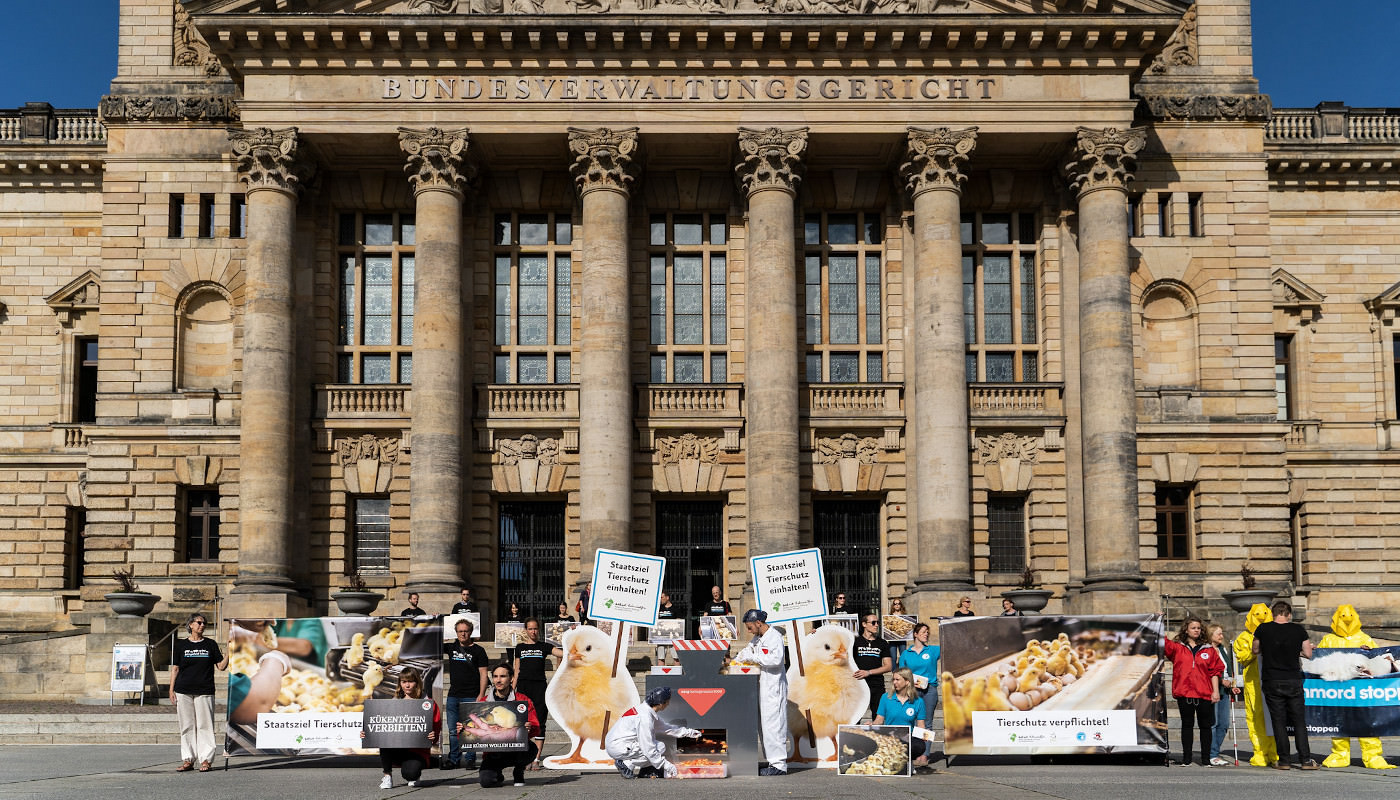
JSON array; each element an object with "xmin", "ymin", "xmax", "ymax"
[{"xmin": 678, "ymin": 688, "xmax": 725, "ymax": 716}]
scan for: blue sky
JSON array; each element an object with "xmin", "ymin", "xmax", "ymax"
[{"xmin": 0, "ymin": 1, "xmax": 1396, "ymax": 109}]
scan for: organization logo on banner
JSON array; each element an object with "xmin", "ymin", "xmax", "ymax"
[{"xmin": 971, "ymin": 711, "xmax": 1137, "ymax": 748}]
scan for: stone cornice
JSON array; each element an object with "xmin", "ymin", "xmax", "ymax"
[
  {"xmin": 736, "ymin": 126, "xmax": 807, "ymax": 195},
  {"xmin": 229, "ymin": 127, "xmax": 314, "ymax": 193},
  {"xmin": 567, "ymin": 126, "xmax": 641, "ymax": 194},
  {"xmin": 1138, "ymin": 91, "xmax": 1271, "ymax": 122},
  {"xmin": 399, "ymin": 126, "xmax": 475, "ymax": 195},
  {"xmin": 899, "ymin": 126, "xmax": 977, "ymax": 197},
  {"xmin": 99, "ymin": 93, "xmax": 240, "ymax": 124},
  {"xmin": 1064, "ymin": 126, "xmax": 1144, "ymax": 195}
]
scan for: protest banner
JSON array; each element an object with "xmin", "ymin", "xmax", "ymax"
[
  {"xmin": 1303, "ymin": 646, "xmax": 1400, "ymax": 737},
  {"xmin": 362, "ymin": 698, "xmax": 434, "ymax": 749},
  {"xmin": 588, "ymin": 548, "xmax": 666, "ymax": 626},
  {"xmin": 750, "ymin": 547, "xmax": 827, "ymax": 623},
  {"xmin": 110, "ymin": 644, "xmax": 147, "ymax": 693},
  {"xmin": 454, "ymin": 700, "xmax": 531, "ymax": 752}
]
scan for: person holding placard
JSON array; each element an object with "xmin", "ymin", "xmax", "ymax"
[
  {"xmin": 737, "ymin": 609, "xmax": 788, "ymax": 776},
  {"xmin": 654, "ymin": 591, "xmax": 679, "ymax": 665},
  {"xmin": 703, "ymin": 584, "xmax": 731, "ymax": 617},
  {"xmin": 476, "ymin": 662, "xmax": 542, "ymax": 788},
  {"xmin": 364, "ymin": 667, "xmax": 439, "ymax": 789},
  {"xmin": 443, "ymin": 618, "xmax": 490, "ymax": 770},
  {"xmin": 170, "ymin": 613, "xmax": 227, "ymax": 773}
]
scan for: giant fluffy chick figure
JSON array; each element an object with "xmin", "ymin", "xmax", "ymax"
[
  {"xmin": 545, "ymin": 625, "xmax": 639, "ymax": 766},
  {"xmin": 786, "ymin": 623, "xmax": 869, "ymax": 763}
]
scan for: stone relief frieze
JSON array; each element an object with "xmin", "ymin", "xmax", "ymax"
[
  {"xmin": 815, "ymin": 433, "xmax": 881, "ymax": 465},
  {"xmin": 174, "ymin": 2, "xmax": 224, "ymax": 77},
  {"xmin": 1138, "ymin": 92, "xmax": 1272, "ymax": 122},
  {"xmin": 497, "ymin": 434, "xmax": 560, "ymax": 466},
  {"xmin": 1146, "ymin": 3, "xmax": 1195, "ymax": 74},
  {"xmin": 335, "ymin": 434, "xmax": 402, "ymax": 467},
  {"xmin": 974, "ymin": 432, "xmax": 1040, "ymax": 466},
  {"xmin": 99, "ymin": 94, "xmax": 240, "ymax": 124},
  {"xmin": 657, "ymin": 433, "xmax": 720, "ymax": 465}
]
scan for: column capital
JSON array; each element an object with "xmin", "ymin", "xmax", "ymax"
[
  {"xmin": 229, "ymin": 127, "xmax": 313, "ymax": 194},
  {"xmin": 567, "ymin": 127, "xmax": 641, "ymax": 195},
  {"xmin": 736, "ymin": 126, "xmax": 808, "ymax": 196},
  {"xmin": 900, "ymin": 126, "xmax": 978, "ymax": 197},
  {"xmin": 399, "ymin": 126, "xmax": 475, "ymax": 196},
  {"xmin": 1065, "ymin": 126, "xmax": 1146, "ymax": 195}
]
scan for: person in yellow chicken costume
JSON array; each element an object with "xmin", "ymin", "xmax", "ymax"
[
  {"xmin": 1317, "ymin": 604, "xmax": 1395, "ymax": 769},
  {"xmin": 1233, "ymin": 603, "xmax": 1278, "ymax": 767}
]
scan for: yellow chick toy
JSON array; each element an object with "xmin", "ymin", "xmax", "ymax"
[
  {"xmin": 786, "ymin": 624, "xmax": 868, "ymax": 763},
  {"xmin": 1317, "ymin": 605, "xmax": 1394, "ymax": 770},
  {"xmin": 545, "ymin": 625, "xmax": 639, "ymax": 765},
  {"xmin": 1233, "ymin": 603, "xmax": 1278, "ymax": 767}
]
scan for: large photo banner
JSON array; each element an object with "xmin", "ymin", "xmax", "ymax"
[
  {"xmin": 224, "ymin": 616, "xmax": 442, "ymax": 756},
  {"xmin": 1304, "ymin": 646, "xmax": 1400, "ymax": 737},
  {"xmin": 938, "ymin": 614, "xmax": 1167, "ymax": 755}
]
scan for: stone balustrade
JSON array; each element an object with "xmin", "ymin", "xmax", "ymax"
[
  {"xmin": 641, "ymin": 384, "xmax": 741, "ymax": 416},
  {"xmin": 1266, "ymin": 103, "xmax": 1400, "ymax": 144},
  {"xmin": 52, "ymin": 424, "xmax": 88, "ymax": 449},
  {"xmin": 0, "ymin": 105, "xmax": 106, "ymax": 144},
  {"xmin": 806, "ymin": 383, "xmax": 903, "ymax": 414},
  {"xmin": 317, "ymin": 384, "xmax": 411, "ymax": 419},
  {"xmin": 480, "ymin": 384, "xmax": 579, "ymax": 418},
  {"xmin": 969, "ymin": 383, "xmax": 1064, "ymax": 417}
]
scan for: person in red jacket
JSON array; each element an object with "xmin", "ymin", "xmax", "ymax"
[
  {"xmin": 468, "ymin": 662, "xmax": 543, "ymax": 788},
  {"xmin": 1163, "ymin": 616, "xmax": 1225, "ymax": 767}
]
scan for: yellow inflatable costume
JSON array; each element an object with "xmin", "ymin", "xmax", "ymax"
[
  {"xmin": 1317, "ymin": 604, "xmax": 1395, "ymax": 769},
  {"xmin": 1232, "ymin": 603, "xmax": 1278, "ymax": 767}
]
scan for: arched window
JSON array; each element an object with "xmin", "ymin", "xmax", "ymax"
[
  {"xmin": 177, "ymin": 283, "xmax": 234, "ymax": 392},
  {"xmin": 1140, "ymin": 281, "xmax": 1198, "ymax": 389}
]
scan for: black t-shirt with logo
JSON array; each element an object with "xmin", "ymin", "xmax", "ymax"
[
  {"xmin": 444, "ymin": 640, "xmax": 489, "ymax": 698},
  {"xmin": 854, "ymin": 635, "xmax": 891, "ymax": 694},
  {"xmin": 172, "ymin": 637, "xmax": 223, "ymax": 696},
  {"xmin": 705, "ymin": 600, "xmax": 731, "ymax": 616},
  {"xmin": 515, "ymin": 641, "xmax": 554, "ymax": 683},
  {"xmin": 657, "ymin": 603, "xmax": 677, "ymax": 620},
  {"xmin": 400, "ymin": 606, "xmax": 425, "ymax": 617},
  {"xmin": 451, "ymin": 600, "xmax": 478, "ymax": 614},
  {"xmin": 1255, "ymin": 621, "xmax": 1309, "ymax": 682}
]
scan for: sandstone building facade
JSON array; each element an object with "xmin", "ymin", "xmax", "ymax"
[{"xmin": 3, "ymin": 1, "xmax": 1399, "ymax": 668}]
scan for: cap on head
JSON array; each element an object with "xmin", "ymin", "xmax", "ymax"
[
  {"xmin": 742, "ymin": 609, "xmax": 767, "ymax": 623},
  {"xmin": 645, "ymin": 686, "xmax": 672, "ymax": 707}
]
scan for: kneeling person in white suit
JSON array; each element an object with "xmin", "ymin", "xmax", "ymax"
[{"xmin": 605, "ymin": 686, "xmax": 701, "ymax": 779}]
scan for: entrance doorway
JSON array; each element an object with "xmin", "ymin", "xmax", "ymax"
[
  {"xmin": 656, "ymin": 500, "xmax": 724, "ymax": 639},
  {"xmin": 498, "ymin": 501, "xmax": 566, "ymax": 623},
  {"xmin": 813, "ymin": 500, "xmax": 882, "ymax": 617}
]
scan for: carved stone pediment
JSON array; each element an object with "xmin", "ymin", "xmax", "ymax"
[
  {"xmin": 1366, "ymin": 280, "xmax": 1400, "ymax": 325},
  {"xmin": 974, "ymin": 432, "xmax": 1040, "ymax": 492},
  {"xmin": 494, "ymin": 434, "xmax": 566, "ymax": 493},
  {"xmin": 812, "ymin": 433, "xmax": 886, "ymax": 493},
  {"xmin": 335, "ymin": 434, "xmax": 402, "ymax": 493},
  {"xmin": 47, "ymin": 271, "xmax": 100, "ymax": 325},
  {"xmin": 654, "ymin": 433, "xmax": 726, "ymax": 493},
  {"xmin": 186, "ymin": 0, "xmax": 1192, "ymax": 16},
  {"xmin": 1273, "ymin": 269, "xmax": 1325, "ymax": 327}
]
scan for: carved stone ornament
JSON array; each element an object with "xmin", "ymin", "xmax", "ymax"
[
  {"xmin": 1146, "ymin": 4, "xmax": 1196, "ymax": 75},
  {"xmin": 99, "ymin": 94, "xmax": 240, "ymax": 124},
  {"xmin": 408, "ymin": 0, "xmax": 459, "ymax": 11},
  {"xmin": 229, "ymin": 127, "xmax": 313, "ymax": 193},
  {"xmin": 816, "ymin": 433, "xmax": 881, "ymax": 465},
  {"xmin": 736, "ymin": 127, "xmax": 808, "ymax": 195},
  {"xmin": 900, "ymin": 126, "xmax": 978, "ymax": 197},
  {"xmin": 975, "ymin": 432, "xmax": 1040, "ymax": 466},
  {"xmin": 1138, "ymin": 92, "xmax": 1272, "ymax": 122},
  {"xmin": 657, "ymin": 433, "xmax": 720, "ymax": 466},
  {"xmin": 567, "ymin": 127, "xmax": 641, "ymax": 194},
  {"xmin": 1064, "ymin": 127, "xmax": 1146, "ymax": 195},
  {"xmin": 382, "ymin": 0, "xmax": 973, "ymax": 13},
  {"xmin": 497, "ymin": 434, "xmax": 560, "ymax": 466},
  {"xmin": 173, "ymin": 2, "xmax": 224, "ymax": 77},
  {"xmin": 335, "ymin": 434, "xmax": 402, "ymax": 468},
  {"xmin": 399, "ymin": 127, "xmax": 475, "ymax": 195}
]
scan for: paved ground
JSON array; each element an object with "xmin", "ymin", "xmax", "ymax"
[{"xmin": 1, "ymin": 745, "xmax": 1398, "ymax": 800}]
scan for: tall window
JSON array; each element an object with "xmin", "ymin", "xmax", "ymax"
[
  {"xmin": 963, "ymin": 212, "xmax": 1039, "ymax": 382},
  {"xmin": 1275, "ymin": 335, "xmax": 1293, "ymax": 421},
  {"xmin": 987, "ymin": 495, "xmax": 1027, "ymax": 573},
  {"xmin": 493, "ymin": 213, "xmax": 572, "ymax": 384},
  {"xmin": 350, "ymin": 496, "xmax": 391, "ymax": 574},
  {"xmin": 498, "ymin": 502, "xmax": 566, "ymax": 622},
  {"xmin": 74, "ymin": 337, "xmax": 98, "ymax": 423},
  {"xmin": 649, "ymin": 213, "xmax": 728, "ymax": 383},
  {"xmin": 804, "ymin": 212, "xmax": 884, "ymax": 383},
  {"xmin": 183, "ymin": 489, "xmax": 221, "ymax": 562},
  {"xmin": 337, "ymin": 212, "xmax": 415, "ymax": 384},
  {"xmin": 1154, "ymin": 485, "xmax": 1192, "ymax": 559},
  {"xmin": 230, "ymin": 194, "xmax": 247, "ymax": 239},
  {"xmin": 197, "ymin": 194, "xmax": 215, "ymax": 239},
  {"xmin": 1392, "ymin": 337, "xmax": 1400, "ymax": 419},
  {"xmin": 64, "ymin": 507, "xmax": 86, "ymax": 589}
]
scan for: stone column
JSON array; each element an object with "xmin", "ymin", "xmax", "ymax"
[
  {"xmin": 736, "ymin": 127, "xmax": 807, "ymax": 557},
  {"xmin": 899, "ymin": 128, "xmax": 978, "ymax": 600},
  {"xmin": 1065, "ymin": 127, "xmax": 1149, "ymax": 597},
  {"xmin": 228, "ymin": 127, "xmax": 311, "ymax": 600},
  {"xmin": 568, "ymin": 128, "xmax": 640, "ymax": 579},
  {"xmin": 400, "ymin": 127, "xmax": 474, "ymax": 595}
]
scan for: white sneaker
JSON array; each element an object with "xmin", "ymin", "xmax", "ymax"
[
  {"xmin": 407, "ymin": 780, "xmax": 417, "ymax": 787},
  {"xmin": 379, "ymin": 775, "xmax": 393, "ymax": 789},
  {"xmin": 513, "ymin": 781, "xmax": 525, "ymax": 787}
]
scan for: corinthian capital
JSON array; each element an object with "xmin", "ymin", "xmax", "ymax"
[
  {"xmin": 399, "ymin": 127, "xmax": 475, "ymax": 196},
  {"xmin": 567, "ymin": 127, "xmax": 641, "ymax": 195},
  {"xmin": 736, "ymin": 127, "xmax": 808, "ymax": 196},
  {"xmin": 229, "ymin": 127, "xmax": 313, "ymax": 193},
  {"xmin": 900, "ymin": 127, "xmax": 978, "ymax": 197},
  {"xmin": 1064, "ymin": 127, "xmax": 1146, "ymax": 195}
]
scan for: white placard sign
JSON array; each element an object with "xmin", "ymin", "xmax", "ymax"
[
  {"xmin": 588, "ymin": 548, "xmax": 666, "ymax": 626},
  {"xmin": 255, "ymin": 712, "xmax": 363, "ymax": 750},
  {"xmin": 442, "ymin": 612, "xmax": 482, "ymax": 641},
  {"xmin": 750, "ymin": 548, "xmax": 828, "ymax": 623},
  {"xmin": 110, "ymin": 644, "xmax": 147, "ymax": 693},
  {"xmin": 971, "ymin": 710, "xmax": 1138, "ymax": 748}
]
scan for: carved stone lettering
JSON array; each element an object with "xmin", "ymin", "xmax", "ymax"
[
  {"xmin": 568, "ymin": 127, "xmax": 641, "ymax": 194},
  {"xmin": 1064, "ymin": 127, "xmax": 1146, "ymax": 194},
  {"xmin": 900, "ymin": 126, "xmax": 978, "ymax": 197},
  {"xmin": 229, "ymin": 127, "xmax": 314, "ymax": 192},
  {"xmin": 736, "ymin": 127, "xmax": 807, "ymax": 195},
  {"xmin": 399, "ymin": 127, "xmax": 475, "ymax": 195}
]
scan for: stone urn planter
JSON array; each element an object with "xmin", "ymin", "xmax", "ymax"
[
  {"xmin": 332, "ymin": 591, "xmax": 385, "ymax": 615},
  {"xmin": 104, "ymin": 567, "xmax": 159, "ymax": 617},
  {"xmin": 1001, "ymin": 589, "xmax": 1055, "ymax": 614},
  {"xmin": 1222, "ymin": 589, "xmax": 1277, "ymax": 613}
]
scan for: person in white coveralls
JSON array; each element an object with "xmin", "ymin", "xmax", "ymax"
[
  {"xmin": 736, "ymin": 608, "xmax": 789, "ymax": 776},
  {"xmin": 605, "ymin": 686, "xmax": 702, "ymax": 779}
]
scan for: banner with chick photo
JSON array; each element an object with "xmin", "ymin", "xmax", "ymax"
[
  {"xmin": 938, "ymin": 614, "xmax": 1167, "ymax": 756},
  {"xmin": 1302, "ymin": 646, "xmax": 1400, "ymax": 737},
  {"xmin": 224, "ymin": 616, "xmax": 443, "ymax": 757}
]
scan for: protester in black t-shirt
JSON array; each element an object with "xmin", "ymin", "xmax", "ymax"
[
  {"xmin": 1253, "ymin": 600, "xmax": 1317, "ymax": 769},
  {"xmin": 655, "ymin": 591, "xmax": 680, "ymax": 665},
  {"xmin": 512, "ymin": 618, "xmax": 554, "ymax": 770},
  {"xmin": 952, "ymin": 597, "xmax": 976, "ymax": 617},
  {"xmin": 442, "ymin": 618, "xmax": 489, "ymax": 769},
  {"xmin": 400, "ymin": 592, "xmax": 426, "ymax": 617},
  {"xmin": 554, "ymin": 602, "xmax": 575, "ymax": 623},
  {"xmin": 852, "ymin": 613, "xmax": 893, "ymax": 720},
  {"xmin": 170, "ymin": 613, "xmax": 227, "ymax": 772},
  {"xmin": 451, "ymin": 587, "xmax": 478, "ymax": 615},
  {"xmin": 703, "ymin": 585, "xmax": 732, "ymax": 617},
  {"xmin": 830, "ymin": 592, "xmax": 854, "ymax": 617}
]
